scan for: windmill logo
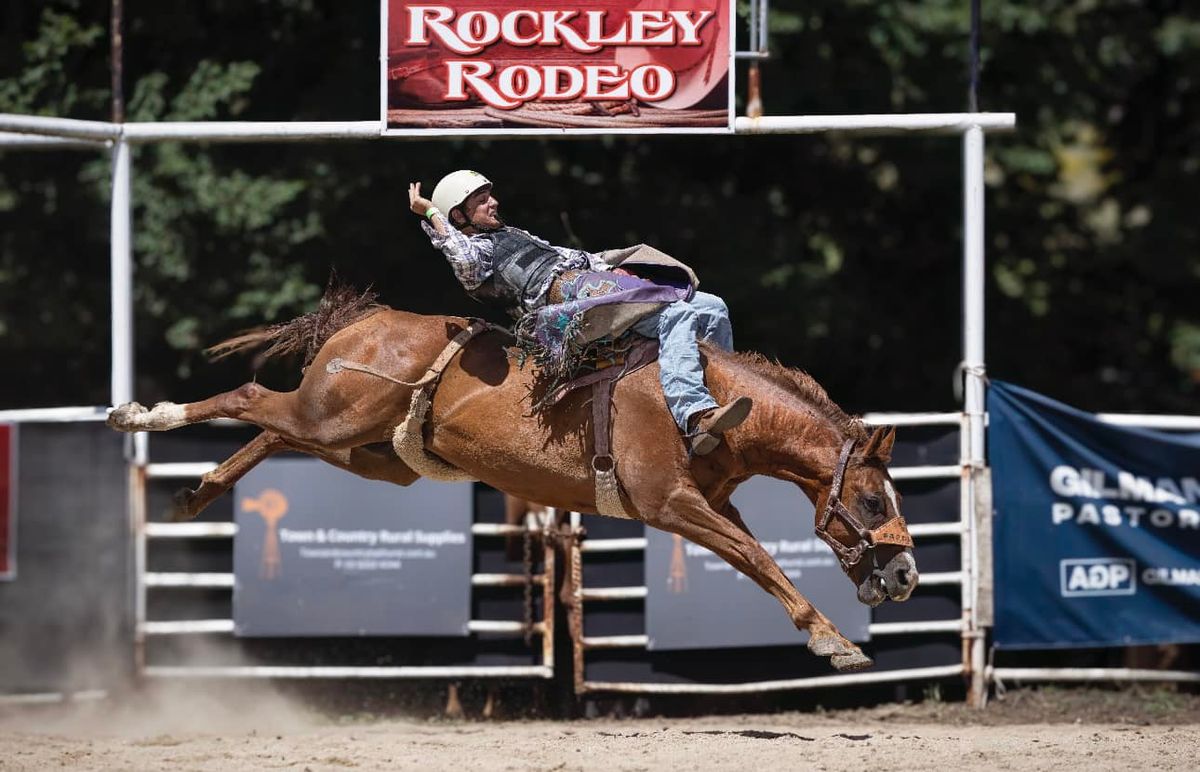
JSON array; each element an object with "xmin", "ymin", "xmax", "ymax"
[{"xmin": 241, "ymin": 489, "xmax": 288, "ymax": 579}]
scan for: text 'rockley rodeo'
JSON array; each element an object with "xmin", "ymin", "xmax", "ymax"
[{"xmin": 401, "ymin": 5, "xmax": 719, "ymax": 108}]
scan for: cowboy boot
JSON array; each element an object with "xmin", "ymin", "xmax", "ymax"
[{"xmin": 689, "ymin": 397, "xmax": 753, "ymax": 456}]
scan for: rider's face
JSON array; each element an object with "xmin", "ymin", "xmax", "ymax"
[{"xmin": 459, "ymin": 185, "xmax": 501, "ymax": 231}]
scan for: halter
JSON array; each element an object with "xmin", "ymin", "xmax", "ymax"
[{"xmin": 815, "ymin": 438, "xmax": 914, "ymax": 572}]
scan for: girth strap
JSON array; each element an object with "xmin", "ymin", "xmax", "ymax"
[
  {"xmin": 388, "ymin": 321, "xmax": 491, "ymax": 482},
  {"xmin": 591, "ymin": 377, "xmax": 636, "ymax": 519}
]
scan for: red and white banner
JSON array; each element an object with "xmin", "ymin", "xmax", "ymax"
[
  {"xmin": 0, "ymin": 424, "xmax": 14, "ymax": 580},
  {"xmin": 382, "ymin": 0, "xmax": 732, "ymax": 133}
]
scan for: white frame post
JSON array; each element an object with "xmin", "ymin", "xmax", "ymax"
[
  {"xmin": 962, "ymin": 125, "xmax": 988, "ymax": 706},
  {"xmin": 110, "ymin": 138, "xmax": 132, "ymax": 411}
]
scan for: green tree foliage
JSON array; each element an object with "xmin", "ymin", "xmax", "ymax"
[{"xmin": 0, "ymin": 1, "xmax": 1197, "ymax": 413}]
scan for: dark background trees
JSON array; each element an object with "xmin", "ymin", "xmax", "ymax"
[{"xmin": 1, "ymin": 1, "xmax": 1197, "ymax": 414}]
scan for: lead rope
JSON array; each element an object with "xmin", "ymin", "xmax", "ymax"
[
  {"xmin": 567, "ymin": 525, "xmax": 586, "ymax": 694},
  {"xmin": 325, "ymin": 357, "xmax": 438, "ymax": 388},
  {"xmin": 326, "ymin": 319, "xmax": 491, "ymax": 387}
]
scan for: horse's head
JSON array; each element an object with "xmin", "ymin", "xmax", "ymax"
[{"xmin": 813, "ymin": 426, "xmax": 918, "ymax": 607}]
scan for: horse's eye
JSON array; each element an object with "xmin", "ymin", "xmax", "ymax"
[{"xmin": 861, "ymin": 493, "xmax": 884, "ymax": 516}]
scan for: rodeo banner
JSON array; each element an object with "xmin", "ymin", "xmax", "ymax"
[
  {"xmin": 382, "ymin": 0, "xmax": 733, "ymax": 132},
  {"xmin": 233, "ymin": 459, "xmax": 473, "ymax": 637},
  {"xmin": 989, "ymin": 381, "xmax": 1200, "ymax": 649}
]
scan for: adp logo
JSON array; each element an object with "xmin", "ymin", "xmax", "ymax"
[{"xmin": 1060, "ymin": 558, "xmax": 1137, "ymax": 597}]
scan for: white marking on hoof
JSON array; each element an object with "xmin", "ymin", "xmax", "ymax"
[
  {"xmin": 146, "ymin": 402, "xmax": 188, "ymax": 430},
  {"xmin": 107, "ymin": 402, "xmax": 147, "ymax": 432},
  {"xmin": 106, "ymin": 401, "xmax": 187, "ymax": 432}
]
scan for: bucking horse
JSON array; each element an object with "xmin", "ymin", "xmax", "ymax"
[{"xmin": 107, "ymin": 285, "xmax": 918, "ymax": 672}]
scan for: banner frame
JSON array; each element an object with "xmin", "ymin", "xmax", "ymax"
[{"xmin": 380, "ymin": 0, "xmax": 736, "ymax": 136}]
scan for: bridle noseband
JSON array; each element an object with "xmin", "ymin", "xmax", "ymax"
[{"xmin": 815, "ymin": 438, "xmax": 914, "ymax": 572}]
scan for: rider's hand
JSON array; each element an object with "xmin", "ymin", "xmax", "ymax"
[{"xmin": 409, "ymin": 182, "xmax": 435, "ymax": 216}]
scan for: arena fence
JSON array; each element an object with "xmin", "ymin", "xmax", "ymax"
[
  {"xmin": 0, "ymin": 108, "xmax": 1010, "ymax": 703},
  {"xmin": 3, "ymin": 406, "xmax": 1196, "ymax": 705}
]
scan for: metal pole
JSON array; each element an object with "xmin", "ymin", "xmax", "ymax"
[
  {"xmin": 0, "ymin": 134, "xmax": 106, "ymax": 150},
  {"xmin": 111, "ymin": 0, "xmax": 125, "ymax": 124},
  {"xmin": 968, "ymin": 0, "xmax": 981, "ymax": 113},
  {"xmin": 748, "ymin": 0, "xmax": 759, "ymax": 51},
  {"xmin": 734, "ymin": 112, "xmax": 1016, "ymax": 135},
  {"xmin": 963, "ymin": 124, "xmax": 987, "ymax": 707},
  {"xmin": 757, "ymin": 0, "xmax": 769, "ymax": 53},
  {"xmin": 110, "ymin": 139, "xmax": 133, "ymax": 413}
]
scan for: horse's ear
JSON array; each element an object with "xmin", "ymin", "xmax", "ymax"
[{"xmin": 863, "ymin": 426, "xmax": 896, "ymax": 463}]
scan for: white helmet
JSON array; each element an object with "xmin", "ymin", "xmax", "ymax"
[{"xmin": 431, "ymin": 170, "xmax": 491, "ymax": 219}]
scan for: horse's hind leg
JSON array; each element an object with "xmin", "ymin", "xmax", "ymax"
[
  {"xmin": 109, "ymin": 382, "xmax": 280, "ymax": 433},
  {"xmin": 645, "ymin": 486, "xmax": 872, "ymax": 672},
  {"xmin": 171, "ymin": 431, "xmax": 286, "ymax": 521},
  {"xmin": 110, "ymin": 381, "xmax": 387, "ymax": 446}
]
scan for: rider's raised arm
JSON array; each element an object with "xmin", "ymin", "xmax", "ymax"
[{"xmin": 420, "ymin": 219, "xmax": 495, "ymax": 291}]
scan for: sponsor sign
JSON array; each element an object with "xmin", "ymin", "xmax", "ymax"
[
  {"xmin": 382, "ymin": 0, "xmax": 734, "ymax": 133},
  {"xmin": 0, "ymin": 424, "xmax": 13, "ymax": 580},
  {"xmin": 1059, "ymin": 558, "xmax": 1136, "ymax": 598},
  {"xmin": 233, "ymin": 459, "xmax": 473, "ymax": 637},
  {"xmin": 989, "ymin": 381, "xmax": 1200, "ymax": 648},
  {"xmin": 645, "ymin": 475, "xmax": 869, "ymax": 651}
]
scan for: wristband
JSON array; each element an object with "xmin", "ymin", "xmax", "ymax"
[{"xmin": 425, "ymin": 206, "xmax": 441, "ymax": 220}]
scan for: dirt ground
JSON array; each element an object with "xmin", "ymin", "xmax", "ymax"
[{"xmin": 1, "ymin": 684, "xmax": 1198, "ymax": 771}]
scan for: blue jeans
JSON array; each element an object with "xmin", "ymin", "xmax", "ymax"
[{"xmin": 632, "ymin": 291, "xmax": 734, "ymax": 431}]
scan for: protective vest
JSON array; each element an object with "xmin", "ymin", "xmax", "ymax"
[{"xmin": 470, "ymin": 228, "xmax": 562, "ymax": 307}]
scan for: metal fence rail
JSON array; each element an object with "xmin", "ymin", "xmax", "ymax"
[
  {"xmin": 6, "ymin": 406, "xmax": 1198, "ymax": 697},
  {"xmin": 135, "ymin": 460, "xmax": 555, "ymax": 679}
]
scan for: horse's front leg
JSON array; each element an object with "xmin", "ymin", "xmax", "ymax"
[{"xmin": 644, "ymin": 485, "xmax": 872, "ymax": 672}]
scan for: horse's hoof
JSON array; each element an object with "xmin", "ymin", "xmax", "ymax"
[
  {"xmin": 171, "ymin": 487, "xmax": 196, "ymax": 522},
  {"xmin": 808, "ymin": 634, "xmax": 853, "ymax": 657},
  {"xmin": 107, "ymin": 401, "xmax": 147, "ymax": 431},
  {"xmin": 831, "ymin": 650, "xmax": 874, "ymax": 672}
]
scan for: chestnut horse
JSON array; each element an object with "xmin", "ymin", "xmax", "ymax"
[{"xmin": 108, "ymin": 289, "xmax": 918, "ymax": 672}]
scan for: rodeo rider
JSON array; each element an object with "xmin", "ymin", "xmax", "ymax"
[{"xmin": 408, "ymin": 170, "xmax": 751, "ymax": 456}]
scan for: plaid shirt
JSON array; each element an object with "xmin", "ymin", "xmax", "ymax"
[{"xmin": 422, "ymin": 219, "xmax": 605, "ymax": 309}]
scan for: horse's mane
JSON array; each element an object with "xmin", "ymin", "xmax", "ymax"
[
  {"xmin": 206, "ymin": 279, "xmax": 384, "ymax": 368},
  {"xmin": 728, "ymin": 350, "xmax": 868, "ymax": 441}
]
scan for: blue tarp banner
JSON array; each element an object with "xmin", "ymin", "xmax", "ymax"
[{"xmin": 989, "ymin": 381, "xmax": 1200, "ymax": 649}]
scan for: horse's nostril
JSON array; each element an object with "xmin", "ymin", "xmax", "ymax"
[{"xmin": 895, "ymin": 568, "xmax": 910, "ymax": 587}]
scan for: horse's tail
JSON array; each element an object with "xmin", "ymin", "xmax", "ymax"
[{"xmin": 206, "ymin": 280, "xmax": 384, "ymax": 368}]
